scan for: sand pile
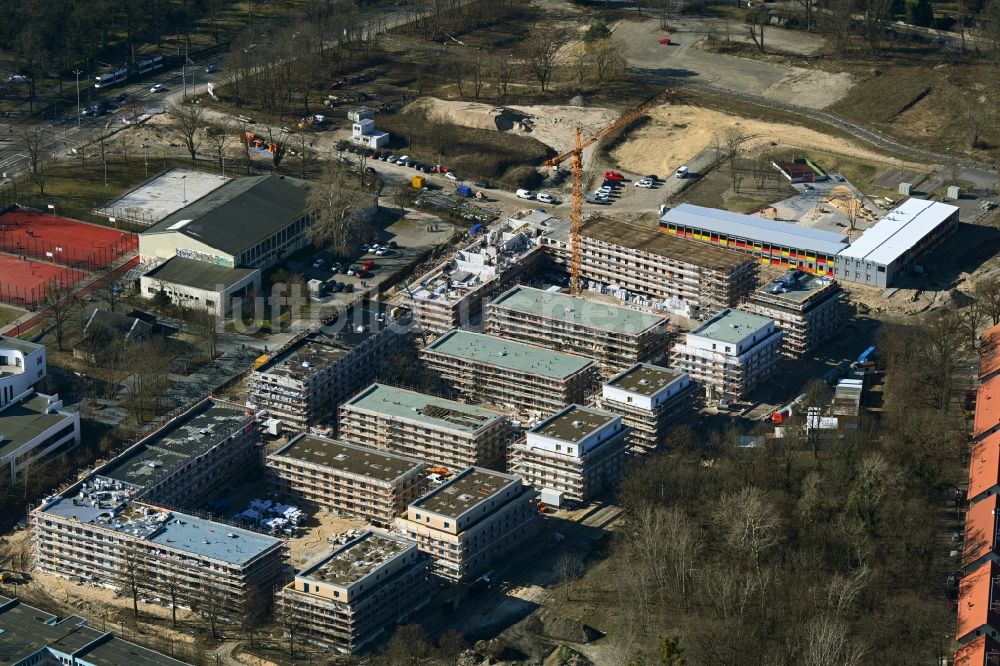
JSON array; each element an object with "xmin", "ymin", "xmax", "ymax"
[{"xmin": 609, "ymin": 103, "xmax": 888, "ymax": 177}]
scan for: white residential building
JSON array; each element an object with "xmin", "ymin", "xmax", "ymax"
[
  {"xmin": 510, "ymin": 405, "xmax": 628, "ymax": 506},
  {"xmin": 670, "ymin": 309, "xmax": 783, "ymax": 399}
]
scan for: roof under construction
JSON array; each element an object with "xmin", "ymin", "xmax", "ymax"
[
  {"xmin": 583, "ymin": 217, "xmax": 751, "ymax": 273},
  {"xmin": 490, "ymin": 285, "xmax": 667, "ymax": 336},
  {"xmin": 413, "ymin": 466, "xmax": 518, "ymax": 519},
  {"xmin": 529, "ymin": 405, "xmax": 618, "ymax": 444},
  {"xmin": 271, "ymin": 434, "xmax": 424, "ymax": 483},
  {"xmin": 604, "ymin": 363, "xmax": 689, "ymax": 398},
  {"xmin": 300, "ymin": 531, "xmax": 413, "ymax": 588}
]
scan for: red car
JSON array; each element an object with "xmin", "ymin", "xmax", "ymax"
[
  {"xmin": 604, "ymin": 170, "xmax": 624, "ymax": 182},
  {"xmin": 659, "ymin": 37, "xmax": 672, "ymax": 45},
  {"xmin": 361, "ymin": 260, "xmax": 375, "ymax": 271}
]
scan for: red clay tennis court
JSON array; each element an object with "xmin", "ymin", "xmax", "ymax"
[
  {"xmin": 0, "ymin": 208, "xmax": 137, "ymax": 271},
  {"xmin": 0, "ymin": 253, "xmax": 86, "ymax": 309}
]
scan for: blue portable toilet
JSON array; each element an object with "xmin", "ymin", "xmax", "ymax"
[{"xmin": 456, "ymin": 184, "xmax": 472, "ymax": 197}]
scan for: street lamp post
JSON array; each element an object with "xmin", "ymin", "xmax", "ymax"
[
  {"xmin": 73, "ymin": 70, "xmax": 82, "ymax": 127},
  {"xmin": 143, "ymin": 141, "xmax": 148, "ymax": 178},
  {"xmin": 182, "ymin": 174, "xmax": 187, "ymax": 203}
]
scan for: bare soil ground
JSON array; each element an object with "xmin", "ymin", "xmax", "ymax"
[
  {"xmin": 608, "ymin": 103, "xmax": 889, "ymax": 177},
  {"xmin": 611, "ymin": 19, "xmax": 855, "ymax": 110},
  {"xmin": 285, "ymin": 509, "xmax": 365, "ymax": 569}
]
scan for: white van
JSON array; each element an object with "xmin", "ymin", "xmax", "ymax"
[
  {"xmin": 516, "ymin": 189, "xmax": 533, "ymax": 199},
  {"xmin": 675, "ymin": 165, "xmax": 689, "ymax": 179}
]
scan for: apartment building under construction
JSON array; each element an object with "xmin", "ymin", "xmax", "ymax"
[
  {"xmin": 592, "ymin": 363, "xmax": 696, "ymax": 452},
  {"xmin": 509, "ymin": 405, "xmax": 628, "ymax": 506},
  {"xmin": 395, "ymin": 467, "xmax": 537, "ymax": 580},
  {"xmin": 338, "ymin": 384, "xmax": 513, "ymax": 472},
  {"xmin": 248, "ymin": 303, "xmax": 403, "ymax": 429},
  {"xmin": 277, "ymin": 530, "xmax": 430, "ymax": 653},
  {"xmin": 32, "ymin": 481, "xmax": 287, "ymax": 616},
  {"xmin": 267, "ymin": 433, "xmax": 427, "ymax": 526},
  {"xmin": 401, "ymin": 216, "xmax": 551, "ymax": 334},
  {"xmin": 92, "ymin": 398, "xmax": 257, "ymax": 509},
  {"xmin": 486, "ymin": 285, "xmax": 672, "ymax": 376},
  {"xmin": 744, "ymin": 270, "xmax": 846, "ymax": 358},
  {"xmin": 577, "ymin": 217, "xmax": 758, "ymax": 319},
  {"xmin": 421, "ymin": 330, "xmax": 599, "ymax": 420},
  {"xmin": 670, "ymin": 309, "xmax": 783, "ymax": 399}
]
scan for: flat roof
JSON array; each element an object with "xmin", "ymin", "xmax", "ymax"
[
  {"xmin": 414, "ymin": 467, "xmax": 516, "ymax": 519},
  {"xmin": 0, "ymin": 393, "xmax": 74, "ymax": 459},
  {"xmin": 958, "ymin": 561, "xmax": 1000, "ymax": 641},
  {"xmin": 982, "ymin": 323, "xmax": 1000, "ymax": 381},
  {"xmin": 424, "ymin": 330, "xmax": 596, "ymax": 380},
  {"xmin": 964, "ymin": 494, "xmax": 1000, "ymax": 569},
  {"xmin": 143, "ymin": 174, "xmax": 309, "ymax": 255},
  {"xmin": 969, "ymin": 432, "xmax": 1000, "ymax": 501},
  {"xmin": 754, "ymin": 270, "xmax": 839, "ymax": 305},
  {"xmin": 0, "ymin": 336, "xmax": 42, "ymax": 355},
  {"xmin": 583, "ymin": 217, "xmax": 751, "ymax": 272},
  {"xmin": 272, "ymin": 434, "xmax": 424, "ymax": 482},
  {"xmin": 300, "ymin": 531, "xmax": 411, "ymax": 586},
  {"xmin": 145, "ymin": 510, "xmax": 282, "ymax": 565},
  {"xmin": 0, "ymin": 596, "xmax": 191, "ymax": 665},
  {"xmin": 98, "ymin": 168, "xmax": 230, "ymax": 226},
  {"xmin": 490, "ymin": 285, "xmax": 666, "ymax": 336},
  {"xmin": 529, "ymin": 405, "xmax": 617, "ymax": 444},
  {"xmin": 344, "ymin": 384, "xmax": 507, "ymax": 434},
  {"xmin": 97, "ymin": 445, "xmax": 188, "ymax": 489},
  {"xmin": 140, "ymin": 401, "xmax": 249, "ymax": 458},
  {"xmin": 689, "ymin": 308, "xmax": 774, "ymax": 345},
  {"xmin": 144, "ymin": 256, "xmax": 258, "ymax": 291},
  {"xmin": 837, "ymin": 198, "xmax": 958, "ymax": 265},
  {"xmin": 976, "ymin": 374, "xmax": 1000, "ymax": 439},
  {"xmin": 605, "ymin": 363, "xmax": 687, "ymax": 397},
  {"xmin": 662, "ymin": 203, "xmax": 849, "ymax": 256}
]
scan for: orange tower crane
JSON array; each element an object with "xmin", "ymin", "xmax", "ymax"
[{"xmin": 543, "ymin": 89, "xmax": 675, "ymax": 295}]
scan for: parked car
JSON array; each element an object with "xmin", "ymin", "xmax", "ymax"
[
  {"xmin": 445, "ymin": 172, "xmax": 458, "ymax": 181},
  {"xmin": 604, "ymin": 170, "xmax": 624, "ymax": 182},
  {"xmin": 384, "ymin": 154, "xmax": 396, "ymax": 162},
  {"xmin": 347, "ymin": 264, "xmax": 362, "ymax": 276},
  {"xmin": 645, "ymin": 174, "xmax": 658, "ymax": 182},
  {"xmin": 361, "ymin": 259, "xmax": 375, "ymax": 271},
  {"xmin": 635, "ymin": 178, "xmax": 654, "ymax": 188},
  {"xmin": 536, "ymin": 193, "xmax": 556, "ymax": 204},
  {"xmin": 516, "ymin": 189, "xmax": 534, "ymax": 199},
  {"xmin": 474, "ymin": 180, "xmax": 491, "ymax": 189},
  {"xmin": 394, "ymin": 155, "xmax": 411, "ymax": 165},
  {"xmin": 312, "ymin": 258, "xmax": 325, "ymax": 269},
  {"xmin": 364, "ymin": 166, "xmax": 377, "ymax": 175},
  {"xmin": 387, "ymin": 240, "xmax": 399, "ymax": 249},
  {"xmin": 675, "ymin": 165, "xmax": 689, "ymax": 178},
  {"xmin": 149, "ymin": 83, "xmax": 165, "ymax": 93},
  {"xmin": 585, "ymin": 194, "xmax": 611, "ymax": 205},
  {"xmin": 596, "ymin": 186, "xmax": 613, "ymax": 196},
  {"xmin": 343, "ymin": 283, "xmax": 355, "ymax": 293},
  {"xmin": 375, "ymin": 246, "xmax": 391, "ymax": 256},
  {"xmin": 329, "ymin": 281, "xmax": 344, "ymax": 293}
]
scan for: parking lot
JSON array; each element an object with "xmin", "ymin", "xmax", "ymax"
[{"xmin": 284, "ymin": 205, "xmax": 459, "ymax": 310}]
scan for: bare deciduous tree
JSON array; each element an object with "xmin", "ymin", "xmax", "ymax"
[
  {"xmin": 305, "ymin": 163, "xmax": 377, "ymax": 255},
  {"xmin": 118, "ymin": 542, "xmax": 145, "ymax": 619},
  {"xmin": 977, "ymin": 278, "xmax": 1000, "ymax": 325},
  {"xmin": 715, "ymin": 486, "xmax": 781, "ymax": 573},
  {"xmin": 169, "ymin": 102, "xmax": 205, "ymax": 159},
  {"xmin": 520, "ymin": 29, "xmax": 569, "ymax": 93},
  {"xmin": 745, "ymin": 5, "xmax": 767, "ymax": 53},
  {"xmin": 43, "ymin": 282, "xmax": 77, "ymax": 351}
]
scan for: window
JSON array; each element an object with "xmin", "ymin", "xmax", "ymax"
[{"xmin": 444, "ymin": 522, "xmax": 450, "ymax": 528}]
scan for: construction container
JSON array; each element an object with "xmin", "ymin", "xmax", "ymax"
[
  {"xmin": 411, "ymin": 175, "xmax": 425, "ymax": 189},
  {"xmin": 254, "ymin": 354, "xmax": 271, "ymax": 369}
]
